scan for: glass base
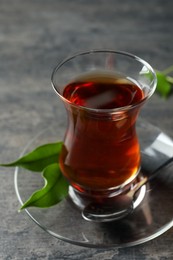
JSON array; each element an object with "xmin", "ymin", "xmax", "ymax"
[
  {"xmin": 68, "ymin": 173, "xmax": 146, "ymax": 222},
  {"xmin": 14, "ymin": 118, "xmax": 173, "ymax": 248}
]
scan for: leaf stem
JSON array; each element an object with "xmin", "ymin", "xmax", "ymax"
[
  {"xmin": 166, "ymin": 75, "xmax": 173, "ymax": 84},
  {"xmin": 162, "ymin": 65, "xmax": 173, "ymax": 75}
]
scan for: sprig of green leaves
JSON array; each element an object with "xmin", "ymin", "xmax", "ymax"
[
  {"xmin": 1, "ymin": 142, "xmax": 69, "ymax": 210},
  {"xmin": 155, "ymin": 66, "xmax": 173, "ymax": 98}
]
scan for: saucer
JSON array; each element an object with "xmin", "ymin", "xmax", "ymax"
[{"xmin": 14, "ymin": 119, "xmax": 173, "ymax": 248}]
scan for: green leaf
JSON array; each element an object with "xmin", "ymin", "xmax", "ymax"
[
  {"xmin": 0, "ymin": 142, "xmax": 63, "ymax": 172},
  {"xmin": 20, "ymin": 163, "xmax": 69, "ymax": 209},
  {"xmin": 156, "ymin": 71, "xmax": 172, "ymax": 98}
]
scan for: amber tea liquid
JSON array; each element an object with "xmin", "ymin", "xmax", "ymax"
[{"xmin": 59, "ymin": 72, "xmax": 144, "ymax": 197}]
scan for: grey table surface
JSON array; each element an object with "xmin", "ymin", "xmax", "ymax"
[{"xmin": 0, "ymin": 0, "xmax": 173, "ymax": 259}]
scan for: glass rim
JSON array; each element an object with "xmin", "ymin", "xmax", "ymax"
[{"xmin": 51, "ymin": 49, "xmax": 157, "ymax": 113}]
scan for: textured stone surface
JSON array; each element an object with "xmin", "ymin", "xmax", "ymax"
[{"xmin": 0, "ymin": 0, "xmax": 173, "ymax": 259}]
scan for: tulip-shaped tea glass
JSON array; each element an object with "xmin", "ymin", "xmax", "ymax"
[{"xmin": 51, "ymin": 50, "xmax": 157, "ymax": 222}]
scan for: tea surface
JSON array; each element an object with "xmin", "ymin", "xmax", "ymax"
[{"xmin": 63, "ymin": 73, "xmax": 143, "ymax": 109}]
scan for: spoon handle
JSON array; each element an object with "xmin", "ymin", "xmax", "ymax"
[{"xmin": 132, "ymin": 156, "xmax": 173, "ymax": 200}]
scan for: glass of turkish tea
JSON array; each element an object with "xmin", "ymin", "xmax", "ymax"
[{"xmin": 51, "ymin": 50, "xmax": 157, "ymax": 222}]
